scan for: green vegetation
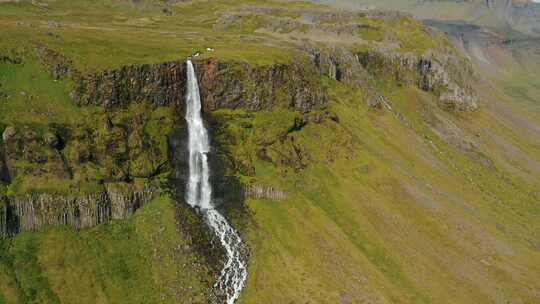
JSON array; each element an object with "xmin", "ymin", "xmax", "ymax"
[
  {"xmin": 0, "ymin": 0, "xmax": 303, "ymax": 72},
  {"xmin": 0, "ymin": 196, "xmax": 213, "ymax": 304},
  {"xmin": 0, "ymin": 56, "xmax": 80, "ymax": 125},
  {"xmin": 210, "ymin": 77, "xmax": 540, "ymax": 303}
]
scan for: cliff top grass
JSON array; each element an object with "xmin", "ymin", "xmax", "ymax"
[
  {"xmin": 0, "ymin": 0, "xmax": 452, "ymax": 73},
  {"xmin": 0, "ymin": 0, "xmax": 307, "ymax": 72}
]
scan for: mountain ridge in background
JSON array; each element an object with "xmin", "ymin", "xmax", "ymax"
[{"xmin": 315, "ymin": 0, "xmax": 540, "ymax": 37}]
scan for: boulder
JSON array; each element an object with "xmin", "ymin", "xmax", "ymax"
[
  {"xmin": 2, "ymin": 126, "xmax": 16, "ymax": 142},
  {"xmin": 43, "ymin": 132, "xmax": 60, "ymax": 148}
]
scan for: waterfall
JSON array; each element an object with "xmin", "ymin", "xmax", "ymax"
[
  {"xmin": 184, "ymin": 59, "xmax": 248, "ymax": 304},
  {"xmin": 185, "ymin": 59, "xmax": 212, "ymax": 210}
]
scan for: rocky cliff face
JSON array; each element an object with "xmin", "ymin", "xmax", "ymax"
[
  {"xmin": 36, "ymin": 44, "xmax": 77, "ymax": 80},
  {"xmin": 73, "ymin": 60, "xmax": 186, "ymax": 108},
  {"xmin": 307, "ymin": 45, "xmax": 381, "ymax": 105},
  {"xmin": 1, "ymin": 104, "xmax": 173, "ymax": 188},
  {"xmin": 0, "ymin": 119, "xmax": 162, "ymax": 236},
  {"xmin": 196, "ymin": 59, "xmax": 327, "ymax": 113},
  {"xmin": 2, "ymin": 125, "xmax": 71, "ymax": 182},
  {"xmin": 0, "ymin": 29, "xmax": 478, "ymax": 238},
  {"xmin": 72, "ymin": 59, "xmax": 328, "ymax": 113},
  {"xmin": 308, "ymin": 45, "xmax": 478, "ymax": 111},
  {"xmin": 0, "ymin": 183, "xmax": 156, "ymax": 237},
  {"xmin": 308, "ymin": 46, "xmax": 369, "ymax": 88},
  {"xmin": 0, "ymin": 100, "xmax": 174, "ymax": 237},
  {"xmin": 358, "ymin": 49, "xmax": 478, "ymax": 111},
  {"xmin": 244, "ymin": 184, "xmax": 287, "ymax": 201},
  {"xmin": 0, "ymin": 140, "xmax": 10, "ymax": 184},
  {"xmin": 1, "ymin": 46, "xmax": 330, "ymax": 238}
]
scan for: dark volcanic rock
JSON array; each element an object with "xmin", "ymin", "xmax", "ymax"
[
  {"xmin": 73, "ymin": 59, "xmax": 328, "ymax": 113},
  {"xmin": 43, "ymin": 132, "xmax": 60, "ymax": 148},
  {"xmin": 167, "ymin": 123, "xmax": 244, "ymax": 210},
  {"xmin": 0, "ymin": 139, "xmax": 10, "ymax": 184},
  {"xmin": 74, "ymin": 60, "xmax": 186, "ymax": 108},
  {"xmin": 195, "ymin": 59, "xmax": 327, "ymax": 113}
]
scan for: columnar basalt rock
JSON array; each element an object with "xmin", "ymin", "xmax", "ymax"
[
  {"xmin": 306, "ymin": 45, "xmax": 381, "ymax": 106},
  {"xmin": 0, "ymin": 183, "xmax": 156, "ymax": 237},
  {"xmin": 73, "ymin": 59, "xmax": 328, "ymax": 113},
  {"xmin": 73, "ymin": 60, "xmax": 187, "ymax": 108},
  {"xmin": 195, "ymin": 59, "xmax": 327, "ymax": 113},
  {"xmin": 244, "ymin": 184, "xmax": 287, "ymax": 201},
  {"xmin": 0, "ymin": 107, "xmax": 172, "ymax": 237}
]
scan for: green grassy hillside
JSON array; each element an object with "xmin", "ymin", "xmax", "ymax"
[
  {"xmin": 1, "ymin": 1, "xmax": 539, "ymax": 303},
  {"xmin": 215, "ymin": 79, "xmax": 540, "ymax": 303},
  {"xmin": 0, "ymin": 196, "xmax": 214, "ymax": 304}
]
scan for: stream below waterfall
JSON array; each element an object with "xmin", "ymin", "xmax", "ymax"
[{"xmin": 184, "ymin": 59, "xmax": 248, "ymax": 304}]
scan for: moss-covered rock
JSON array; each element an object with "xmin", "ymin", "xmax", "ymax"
[
  {"xmin": 0, "ymin": 182, "xmax": 157, "ymax": 237},
  {"xmin": 71, "ymin": 58, "xmax": 328, "ymax": 113},
  {"xmin": 195, "ymin": 58, "xmax": 327, "ymax": 112},
  {"xmin": 357, "ymin": 48, "xmax": 478, "ymax": 111}
]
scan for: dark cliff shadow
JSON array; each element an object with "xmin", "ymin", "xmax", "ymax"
[
  {"xmin": 0, "ymin": 202, "xmax": 20, "ymax": 237},
  {"xmin": 205, "ymin": 114, "xmax": 250, "ymax": 234},
  {"xmin": 167, "ymin": 123, "xmax": 225, "ymax": 279},
  {"xmin": 167, "ymin": 108, "xmax": 250, "ymax": 301},
  {"xmin": 0, "ymin": 139, "xmax": 17, "ymax": 237},
  {"xmin": 0, "ymin": 140, "xmax": 11, "ymax": 184}
]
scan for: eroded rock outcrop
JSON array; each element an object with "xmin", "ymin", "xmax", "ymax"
[
  {"xmin": 308, "ymin": 46, "xmax": 368, "ymax": 87},
  {"xmin": 359, "ymin": 49, "xmax": 477, "ymax": 111},
  {"xmin": 244, "ymin": 184, "xmax": 287, "ymax": 201},
  {"xmin": 306, "ymin": 45, "xmax": 478, "ymax": 111},
  {"xmin": 2, "ymin": 126, "xmax": 71, "ymax": 181},
  {"xmin": 0, "ymin": 103, "xmax": 173, "ymax": 237},
  {"xmin": 36, "ymin": 44, "xmax": 77, "ymax": 80},
  {"xmin": 0, "ymin": 183, "xmax": 156, "ymax": 237},
  {"xmin": 0, "ymin": 137, "xmax": 10, "ymax": 184},
  {"xmin": 72, "ymin": 59, "xmax": 328, "ymax": 112},
  {"xmin": 73, "ymin": 60, "xmax": 186, "ymax": 108},
  {"xmin": 195, "ymin": 59, "xmax": 327, "ymax": 112}
]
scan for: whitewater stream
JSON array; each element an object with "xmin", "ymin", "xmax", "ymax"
[{"xmin": 184, "ymin": 59, "xmax": 248, "ymax": 304}]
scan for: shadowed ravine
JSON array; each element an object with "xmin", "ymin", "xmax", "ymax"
[{"xmin": 184, "ymin": 59, "xmax": 248, "ymax": 304}]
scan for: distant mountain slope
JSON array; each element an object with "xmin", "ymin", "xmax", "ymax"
[{"xmin": 315, "ymin": 0, "xmax": 540, "ymax": 37}]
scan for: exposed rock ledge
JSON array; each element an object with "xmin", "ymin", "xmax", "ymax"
[
  {"xmin": 71, "ymin": 59, "xmax": 327, "ymax": 113},
  {"xmin": 358, "ymin": 49, "xmax": 478, "ymax": 111},
  {"xmin": 0, "ymin": 183, "xmax": 156, "ymax": 237},
  {"xmin": 308, "ymin": 46, "xmax": 478, "ymax": 112},
  {"xmin": 244, "ymin": 184, "xmax": 287, "ymax": 201}
]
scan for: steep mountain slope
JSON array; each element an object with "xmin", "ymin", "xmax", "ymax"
[
  {"xmin": 316, "ymin": 0, "xmax": 540, "ymax": 37},
  {"xmin": 1, "ymin": 0, "xmax": 539, "ymax": 303}
]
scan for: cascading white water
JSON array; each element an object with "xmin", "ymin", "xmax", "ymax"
[
  {"xmin": 185, "ymin": 59, "xmax": 212, "ymax": 210},
  {"xmin": 185, "ymin": 59, "xmax": 248, "ymax": 304}
]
